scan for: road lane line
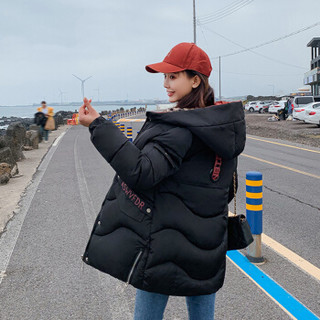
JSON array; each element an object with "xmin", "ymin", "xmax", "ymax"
[
  {"xmin": 52, "ymin": 131, "xmax": 66, "ymax": 147},
  {"xmin": 262, "ymin": 233, "xmax": 320, "ymax": 282},
  {"xmin": 247, "ymin": 136, "xmax": 320, "ymax": 154},
  {"xmin": 74, "ymin": 132, "xmax": 134, "ymax": 320},
  {"xmin": 229, "ymin": 211, "xmax": 320, "ymax": 281},
  {"xmin": 117, "ymin": 119, "xmax": 145, "ymax": 122},
  {"xmin": 0, "ymin": 139, "xmax": 61, "ymax": 286},
  {"xmin": 227, "ymin": 251, "xmax": 320, "ymax": 320},
  {"xmin": 241, "ymin": 153, "xmax": 320, "ymax": 179}
]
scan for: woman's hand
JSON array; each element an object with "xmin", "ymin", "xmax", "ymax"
[{"xmin": 79, "ymin": 97, "xmax": 101, "ymax": 127}]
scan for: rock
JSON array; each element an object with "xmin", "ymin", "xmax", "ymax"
[
  {"xmin": 0, "ymin": 162, "xmax": 11, "ymax": 185},
  {"xmin": 0, "ymin": 136, "xmax": 7, "ymax": 149},
  {"xmin": 10, "ymin": 164, "xmax": 19, "ymax": 176},
  {"xmin": 23, "ymin": 146, "xmax": 33, "ymax": 151},
  {"xmin": 0, "ymin": 147, "xmax": 17, "ymax": 168},
  {"xmin": 54, "ymin": 114, "xmax": 64, "ymax": 127},
  {"xmin": 0, "ymin": 173, "xmax": 10, "ymax": 184},
  {"xmin": 0, "ymin": 162, "xmax": 11, "ymax": 175},
  {"xmin": 25, "ymin": 130, "xmax": 39, "ymax": 149},
  {"xmin": 29, "ymin": 124, "xmax": 43, "ymax": 142},
  {"xmin": 55, "ymin": 111, "xmax": 74, "ymax": 125},
  {"xmin": 5, "ymin": 122, "xmax": 26, "ymax": 161}
]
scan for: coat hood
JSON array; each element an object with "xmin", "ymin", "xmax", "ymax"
[{"xmin": 147, "ymin": 101, "xmax": 246, "ymax": 159}]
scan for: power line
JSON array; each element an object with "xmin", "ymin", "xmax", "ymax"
[
  {"xmin": 207, "ymin": 20, "xmax": 320, "ymax": 58},
  {"xmin": 201, "ymin": 25, "xmax": 306, "ymax": 69},
  {"xmin": 211, "ymin": 70, "xmax": 301, "ymax": 77},
  {"xmin": 197, "ymin": 0, "xmax": 254, "ymax": 24},
  {"xmin": 198, "ymin": 0, "xmax": 252, "ymax": 20},
  {"xmin": 198, "ymin": 0, "xmax": 249, "ymax": 19}
]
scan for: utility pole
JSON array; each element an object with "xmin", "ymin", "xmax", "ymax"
[
  {"xmin": 72, "ymin": 74, "xmax": 92, "ymax": 99},
  {"xmin": 219, "ymin": 56, "xmax": 221, "ymax": 101},
  {"xmin": 193, "ymin": 0, "xmax": 196, "ymax": 44}
]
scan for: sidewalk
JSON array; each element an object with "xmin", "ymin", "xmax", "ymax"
[{"xmin": 0, "ymin": 125, "xmax": 69, "ymax": 234}]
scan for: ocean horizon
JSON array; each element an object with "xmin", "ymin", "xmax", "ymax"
[{"xmin": 0, "ymin": 104, "xmax": 157, "ymax": 118}]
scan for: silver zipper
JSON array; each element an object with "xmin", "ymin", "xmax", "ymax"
[{"xmin": 125, "ymin": 250, "xmax": 143, "ymax": 287}]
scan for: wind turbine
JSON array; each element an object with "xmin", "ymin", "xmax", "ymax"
[
  {"xmin": 58, "ymin": 89, "xmax": 67, "ymax": 105},
  {"xmin": 72, "ymin": 74, "xmax": 92, "ymax": 99}
]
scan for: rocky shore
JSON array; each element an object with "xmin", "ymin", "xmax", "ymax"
[
  {"xmin": 0, "ymin": 125, "xmax": 68, "ymax": 234},
  {"xmin": 0, "ymin": 110, "xmax": 76, "ymax": 185}
]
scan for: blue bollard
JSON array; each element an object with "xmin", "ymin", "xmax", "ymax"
[
  {"xmin": 127, "ymin": 126, "xmax": 133, "ymax": 142},
  {"xmin": 246, "ymin": 171, "xmax": 265, "ymax": 263}
]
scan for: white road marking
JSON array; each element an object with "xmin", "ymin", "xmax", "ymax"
[
  {"xmin": 0, "ymin": 142, "xmax": 60, "ymax": 286},
  {"xmin": 52, "ymin": 131, "xmax": 66, "ymax": 147},
  {"xmin": 262, "ymin": 233, "xmax": 320, "ymax": 282},
  {"xmin": 74, "ymin": 133, "xmax": 134, "ymax": 320}
]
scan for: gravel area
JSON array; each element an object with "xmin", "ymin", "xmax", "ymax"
[{"xmin": 245, "ymin": 113, "xmax": 320, "ymax": 148}]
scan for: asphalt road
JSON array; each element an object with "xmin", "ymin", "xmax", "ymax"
[{"xmin": 0, "ymin": 117, "xmax": 319, "ymax": 320}]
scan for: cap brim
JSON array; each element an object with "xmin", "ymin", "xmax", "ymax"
[{"xmin": 145, "ymin": 61, "xmax": 185, "ymax": 74}]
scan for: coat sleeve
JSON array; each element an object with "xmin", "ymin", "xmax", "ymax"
[{"xmin": 89, "ymin": 116, "xmax": 192, "ymax": 190}]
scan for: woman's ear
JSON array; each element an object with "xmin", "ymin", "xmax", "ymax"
[{"xmin": 192, "ymin": 75, "xmax": 201, "ymax": 88}]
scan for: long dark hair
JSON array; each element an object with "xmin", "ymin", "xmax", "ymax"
[{"xmin": 176, "ymin": 70, "xmax": 215, "ymax": 109}]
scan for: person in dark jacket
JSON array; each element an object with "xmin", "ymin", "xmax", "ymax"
[
  {"xmin": 34, "ymin": 106, "xmax": 47, "ymax": 142},
  {"xmin": 79, "ymin": 42, "xmax": 246, "ymax": 320}
]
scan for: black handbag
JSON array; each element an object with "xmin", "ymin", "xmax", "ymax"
[{"xmin": 227, "ymin": 172, "xmax": 254, "ymax": 251}]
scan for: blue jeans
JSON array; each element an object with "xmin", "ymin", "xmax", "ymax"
[
  {"xmin": 43, "ymin": 128, "xmax": 49, "ymax": 141},
  {"xmin": 134, "ymin": 289, "xmax": 216, "ymax": 320}
]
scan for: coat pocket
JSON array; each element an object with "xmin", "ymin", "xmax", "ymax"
[{"xmin": 154, "ymin": 144, "xmax": 177, "ymax": 168}]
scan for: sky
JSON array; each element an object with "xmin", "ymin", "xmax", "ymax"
[{"xmin": 1, "ymin": 0, "xmax": 320, "ymax": 106}]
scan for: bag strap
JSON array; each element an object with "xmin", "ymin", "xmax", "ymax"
[{"xmin": 233, "ymin": 172, "xmax": 237, "ymax": 216}]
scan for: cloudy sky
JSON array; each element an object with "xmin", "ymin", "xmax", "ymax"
[{"xmin": 1, "ymin": 0, "xmax": 320, "ymax": 105}]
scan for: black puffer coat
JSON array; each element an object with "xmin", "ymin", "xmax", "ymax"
[{"xmin": 82, "ymin": 101, "xmax": 246, "ymax": 296}]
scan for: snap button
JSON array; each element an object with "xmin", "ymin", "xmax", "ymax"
[
  {"xmin": 98, "ymin": 221, "xmax": 101, "ymax": 225},
  {"xmin": 146, "ymin": 208, "xmax": 151, "ymax": 213},
  {"xmin": 85, "ymin": 257, "xmax": 89, "ymax": 262}
]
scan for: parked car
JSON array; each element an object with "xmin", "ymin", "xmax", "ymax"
[
  {"xmin": 244, "ymin": 101, "xmax": 258, "ymax": 112},
  {"xmin": 293, "ymin": 102, "xmax": 317, "ymax": 121},
  {"xmin": 302, "ymin": 102, "xmax": 320, "ymax": 126},
  {"xmin": 268, "ymin": 101, "xmax": 286, "ymax": 114},
  {"xmin": 245, "ymin": 101, "xmax": 269, "ymax": 113},
  {"xmin": 291, "ymin": 96, "xmax": 314, "ymax": 111}
]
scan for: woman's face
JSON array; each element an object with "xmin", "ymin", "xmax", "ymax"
[{"xmin": 163, "ymin": 72, "xmax": 197, "ymax": 103}]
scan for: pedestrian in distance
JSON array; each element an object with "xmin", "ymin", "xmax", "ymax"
[
  {"xmin": 34, "ymin": 107, "xmax": 46, "ymax": 142},
  {"xmin": 43, "ymin": 106, "xmax": 55, "ymax": 142},
  {"xmin": 39, "ymin": 101, "xmax": 50, "ymax": 142},
  {"xmin": 79, "ymin": 42, "xmax": 246, "ymax": 320}
]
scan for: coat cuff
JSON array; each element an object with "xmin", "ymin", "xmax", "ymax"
[{"xmin": 89, "ymin": 116, "xmax": 108, "ymax": 134}]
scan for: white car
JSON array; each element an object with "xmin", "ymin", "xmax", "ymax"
[
  {"xmin": 244, "ymin": 101, "xmax": 257, "ymax": 112},
  {"xmin": 293, "ymin": 102, "xmax": 318, "ymax": 121},
  {"xmin": 245, "ymin": 101, "xmax": 269, "ymax": 113},
  {"xmin": 268, "ymin": 101, "xmax": 286, "ymax": 114},
  {"xmin": 303, "ymin": 102, "xmax": 320, "ymax": 127}
]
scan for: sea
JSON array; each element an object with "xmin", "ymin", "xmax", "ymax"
[{"xmin": 0, "ymin": 104, "xmax": 157, "ymax": 129}]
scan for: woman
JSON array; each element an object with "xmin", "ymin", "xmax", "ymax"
[
  {"xmin": 43, "ymin": 106, "xmax": 55, "ymax": 142},
  {"xmin": 79, "ymin": 42, "xmax": 246, "ymax": 320}
]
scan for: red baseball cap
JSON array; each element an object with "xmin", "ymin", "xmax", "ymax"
[{"xmin": 145, "ymin": 42, "xmax": 212, "ymax": 77}]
